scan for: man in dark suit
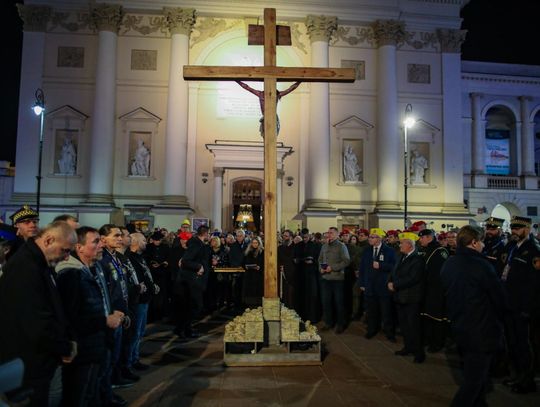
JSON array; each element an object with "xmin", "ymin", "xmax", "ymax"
[
  {"xmin": 359, "ymin": 228, "xmax": 397, "ymax": 341},
  {"xmin": 0, "ymin": 221, "xmax": 77, "ymax": 406},
  {"xmin": 388, "ymin": 232, "xmax": 426, "ymax": 363}
]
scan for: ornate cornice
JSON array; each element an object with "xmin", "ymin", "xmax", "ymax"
[
  {"xmin": 370, "ymin": 19, "xmax": 406, "ymax": 47},
  {"xmin": 121, "ymin": 14, "xmax": 168, "ymax": 36},
  {"xmin": 436, "ymin": 28, "xmax": 467, "ymax": 53},
  {"xmin": 17, "ymin": 4, "xmax": 52, "ymax": 32},
  {"xmin": 463, "ymin": 74, "xmax": 540, "ymax": 86},
  {"xmin": 305, "ymin": 15, "xmax": 337, "ymax": 43},
  {"xmin": 89, "ymin": 3, "xmax": 124, "ymax": 33},
  {"xmin": 163, "ymin": 7, "xmax": 197, "ymax": 36}
]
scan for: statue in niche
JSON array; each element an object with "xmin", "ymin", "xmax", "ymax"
[
  {"xmin": 57, "ymin": 137, "xmax": 77, "ymax": 175},
  {"xmin": 130, "ymin": 139, "xmax": 151, "ymax": 176},
  {"xmin": 235, "ymin": 81, "xmax": 301, "ymax": 137},
  {"xmin": 411, "ymin": 149, "xmax": 428, "ymax": 184},
  {"xmin": 343, "ymin": 144, "xmax": 362, "ymax": 182}
]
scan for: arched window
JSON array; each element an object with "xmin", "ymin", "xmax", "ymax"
[{"xmin": 484, "ymin": 106, "xmax": 517, "ymax": 176}]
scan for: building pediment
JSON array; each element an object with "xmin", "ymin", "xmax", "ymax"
[
  {"xmin": 409, "ymin": 119, "xmax": 440, "ymax": 143},
  {"xmin": 46, "ymin": 105, "xmax": 89, "ymax": 121},
  {"xmin": 333, "ymin": 115, "xmax": 374, "ymax": 131},
  {"xmin": 119, "ymin": 107, "xmax": 162, "ymax": 123}
]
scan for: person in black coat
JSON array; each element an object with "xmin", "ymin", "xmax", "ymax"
[
  {"xmin": 417, "ymin": 229, "xmax": 449, "ymax": 353},
  {"xmin": 500, "ymin": 216, "xmax": 540, "ymax": 393},
  {"xmin": 440, "ymin": 225, "xmax": 507, "ymax": 407},
  {"xmin": 242, "ymin": 236, "xmax": 265, "ymax": 307},
  {"xmin": 278, "ymin": 230, "xmax": 296, "ymax": 310},
  {"xmin": 56, "ymin": 226, "xmax": 124, "ymax": 406},
  {"xmin": 228, "ymin": 230, "xmax": 248, "ymax": 308},
  {"xmin": 0, "ymin": 221, "xmax": 77, "ymax": 407},
  {"xmin": 175, "ymin": 225, "xmax": 210, "ymax": 338},
  {"xmin": 388, "ymin": 232, "xmax": 426, "ymax": 363}
]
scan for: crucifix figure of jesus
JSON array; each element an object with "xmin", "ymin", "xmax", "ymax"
[
  {"xmin": 236, "ymin": 80, "xmax": 301, "ymax": 137},
  {"xmin": 184, "ymin": 8, "xmax": 354, "ymax": 302}
]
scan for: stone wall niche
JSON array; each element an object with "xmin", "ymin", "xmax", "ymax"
[
  {"xmin": 119, "ymin": 107, "xmax": 162, "ymax": 179},
  {"xmin": 46, "ymin": 105, "xmax": 89, "ymax": 177}
]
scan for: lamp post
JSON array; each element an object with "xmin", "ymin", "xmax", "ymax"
[
  {"xmin": 403, "ymin": 103, "xmax": 416, "ymax": 229},
  {"xmin": 32, "ymin": 88, "xmax": 45, "ymax": 214}
]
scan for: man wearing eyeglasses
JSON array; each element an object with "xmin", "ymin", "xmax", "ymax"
[
  {"xmin": 359, "ymin": 228, "xmax": 397, "ymax": 342},
  {"xmin": 500, "ymin": 216, "xmax": 540, "ymax": 394},
  {"xmin": 0, "ymin": 221, "xmax": 76, "ymax": 406}
]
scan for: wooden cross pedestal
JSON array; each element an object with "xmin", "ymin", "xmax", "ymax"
[{"xmin": 184, "ymin": 8, "xmax": 354, "ymax": 365}]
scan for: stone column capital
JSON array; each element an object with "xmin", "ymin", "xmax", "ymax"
[
  {"xmin": 213, "ymin": 167, "xmax": 224, "ymax": 177},
  {"xmin": 518, "ymin": 95, "xmax": 533, "ymax": 102},
  {"xmin": 370, "ymin": 19, "xmax": 406, "ymax": 47},
  {"xmin": 470, "ymin": 92, "xmax": 483, "ymax": 100},
  {"xmin": 436, "ymin": 28, "xmax": 467, "ymax": 53},
  {"xmin": 89, "ymin": 3, "xmax": 124, "ymax": 33},
  {"xmin": 305, "ymin": 15, "xmax": 337, "ymax": 42},
  {"xmin": 163, "ymin": 7, "xmax": 197, "ymax": 36},
  {"xmin": 17, "ymin": 4, "xmax": 52, "ymax": 32}
]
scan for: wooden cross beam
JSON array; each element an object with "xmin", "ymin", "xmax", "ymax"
[{"xmin": 184, "ymin": 8, "xmax": 355, "ymax": 299}]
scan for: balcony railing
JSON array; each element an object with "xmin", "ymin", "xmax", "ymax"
[{"xmin": 487, "ymin": 176, "xmax": 519, "ymax": 189}]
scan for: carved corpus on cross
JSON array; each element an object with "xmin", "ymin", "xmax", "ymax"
[{"xmin": 184, "ymin": 8, "xmax": 355, "ymax": 300}]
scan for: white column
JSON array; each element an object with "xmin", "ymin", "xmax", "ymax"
[
  {"xmin": 304, "ymin": 15, "xmax": 337, "ymax": 209},
  {"xmin": 371, "ymin": 20, "xmax": 404, "ymax": 208},
  {"xmin": 186, "ymin": 82, "xmax": 199, "ymax": 205},
  {"xmin": 13, "ymin": 5, "xmax": 50, "ymax": 196},
  {"xmin": 161, "ymin": 8, "xmax": 196, "ymax": 207},
  {"xmin": 437, "ymin": 29, "xmax": 468, "ymax": 209},
  {"xmin": 212, "ymin": 167, "xmax": 224, "ymax": 231},
  {"xmin": 519, "ymin": 96, "xmax": 535, "ymax": 176},
  {"xmin": 470, "ymin": 93, "xmax": 485, "ymax": 174},
  {"xmin": 87, "ymin": 4, "xmax": 124, "ymax": 203}
]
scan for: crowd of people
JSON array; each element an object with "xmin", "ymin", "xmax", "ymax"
[{"xmin": 0, "ymin": 205, "xmax": 539, "ymax": 406}]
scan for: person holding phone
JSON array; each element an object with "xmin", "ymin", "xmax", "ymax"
[{"xmin": 318, "ymin": 227, "xmax": 350, "ymax": 334}]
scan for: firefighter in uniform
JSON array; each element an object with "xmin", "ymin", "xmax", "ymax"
[
  {"xmin": 501, "ymin": 216, "xmax": 540, "ymax": 394},
  {"xmin": 483, "ymin": 216, "xmax": 506, "ymax": 277}
]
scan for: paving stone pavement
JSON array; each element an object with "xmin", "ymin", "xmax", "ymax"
[{"xmin": 118, "ymin": 311, "xmax": 540, "ymax": 406}]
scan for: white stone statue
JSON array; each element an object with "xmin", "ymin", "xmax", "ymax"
[
  {"xmin": 343, "ymin": 145, "xmax": 361, "ymax": 182},
  {"xmin": 411, "ymin": 149, "xmax": 428, "ymax": 184},
  {"xmin": 130, "ymin": 139, "xmax": 151, "ymax": 176},
  {"xmin": 57, "ymin": 137, "xmax": 77, "ymax": 175}
]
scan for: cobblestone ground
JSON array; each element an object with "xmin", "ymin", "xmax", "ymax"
[{"xmin": 117, "ymin": 311, "xmax": 540, "ymax": 406}]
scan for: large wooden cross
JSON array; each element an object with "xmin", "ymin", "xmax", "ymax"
[{"xmin": 184, "ymin": 8, "xmax": 355, "ymax": 299}]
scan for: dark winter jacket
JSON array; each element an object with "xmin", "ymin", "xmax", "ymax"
[
  {"xmin": 389, "ymin": 251, "xmax": 425, "ymax": 304},
  {"xmin": 440, "ymin": 247, "xmax": 506, "ymax": 352},
  {"xmin": 56, "ymin": 255, "xmax": 111, "ymax": 364}
]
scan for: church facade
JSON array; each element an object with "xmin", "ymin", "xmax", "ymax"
[{"xmin": 8, "ymin": 0, "xmax": 540, "ymax": 233}]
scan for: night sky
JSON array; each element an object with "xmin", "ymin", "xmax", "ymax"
[{"xmin": 2, "ymin": 0, "xmax": 539, "ymax": 165}]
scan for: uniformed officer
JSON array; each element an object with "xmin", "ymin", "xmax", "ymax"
[
  {"xmin": 482, "ymin": 216, "xmax": 506, "ymax": 276},
  {"xmin": 9, "ymin": 205, "xmax": 39, "ymax": 251},
  {"xmin": 418, "ymin": 229, "xmax": 450, "ymax": 353},
  {"xmin": 501, "ymin": 215, "xmax": 540, "ymax": 393}
]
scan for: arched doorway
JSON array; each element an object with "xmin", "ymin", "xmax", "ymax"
[{"xmin": 232, "ymin": 179, "xmax": 262, "ymax": 232}]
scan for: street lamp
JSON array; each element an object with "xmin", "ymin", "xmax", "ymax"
[
  {"xmin": 32, "ymin": 88, "xmax": 45, "ymax": 214},
  {"xmin": 403, "ymin": 103, "xmax": 416, "ymax": 229}
]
